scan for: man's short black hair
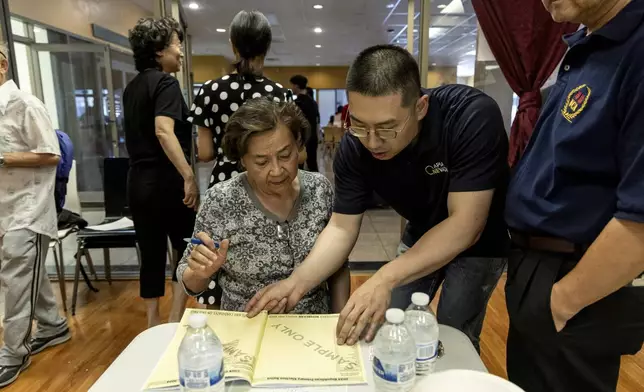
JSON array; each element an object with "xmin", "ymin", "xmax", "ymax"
[
  {"xmin": 346, "ymin": 44, "xmax": 421, "ymax": 107},
  {"xmin": 290, "ymin": 75, "xmax": 308, "ymax": 90},
  {"xmin": 128, "ymin": 17, "xmax": 183, "ymax": 72}
]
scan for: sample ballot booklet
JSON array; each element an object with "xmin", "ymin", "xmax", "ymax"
[{"xmin": 142, "ymin": 309, "xmax": 367, "ymax": 390}]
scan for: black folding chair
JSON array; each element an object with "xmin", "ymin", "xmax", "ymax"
[{"xmin": 71, "ymin": 157, "xmax": 142, "ymax": 315}]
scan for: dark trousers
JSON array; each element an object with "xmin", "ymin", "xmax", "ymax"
[
  {"xmin": 128, "ymin": 166, "xmax": 196, "ymax": 299},
  {"xmin": 506, "ymin": 248, "xmax": 644, "ymax": 392},
  {"xmin": 390, "ymin": 242, "xmax": 507, "ymax": 352}
]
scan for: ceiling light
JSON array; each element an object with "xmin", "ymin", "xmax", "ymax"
[
  {"xmin": 216, "ymin": 28, "xmax": 226, "ymax": 33},
  {"xmin": 437, "ymin": 4, "xmax": 447, "ymax": 8},
  {"xmin": 315, "ymin": 44, "xmax": 322, "ymax": 48},
  {"xmin": 485, "ymin": 64, "xmax": 500, "ymax": 70},
  {"xmin": 316, "ymin": 63, "xmax": 321, "ymax": 66},
  {"xmin": 188, "ymin": 2, "xmax": 199, "ymax": 10},
  {"xmin": 316, "ymin": 55, "xmax": 321, "ymax": 58},
  {"xmin": 464, "ymin": 50, "xmax": 476, "ymax": 56},
  {"xmin": 314, "ymin": 27, "xmax": 323, "ymax": 33},
  {"xmin": 313, "ymin": 4, "xmax": 323, "ymax": 9},
  {"xmin": 413, "ymin": 29, "xmax": 418, "ymax": 33},
  {"xmin": 432, "ymin": 62, "xmax": 437, "ymax": 66},
  {"xmin": 386, "ymin": 3, "xmax": 395, "ymax": 8}
]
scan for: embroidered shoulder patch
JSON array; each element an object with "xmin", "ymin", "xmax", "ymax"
[{"xmin": 561, "ymin": 84, "xmax": 591, "ymax": 123}]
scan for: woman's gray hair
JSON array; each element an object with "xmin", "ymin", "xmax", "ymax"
[{"xmin": 222, "ymin": 98, "xmax": 309, "ymax": 161}]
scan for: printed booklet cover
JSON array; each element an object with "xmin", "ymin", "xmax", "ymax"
[{"xmin": 142, "ymin": 309, "xmax": 366, "ymax": 390}]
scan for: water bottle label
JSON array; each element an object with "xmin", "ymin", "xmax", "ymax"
[
  {"xmin": 179, "ymin": 365, "xmax": 224, "ymax": 391},
  {"xmin": 373, "ymin": 356, "xmax": 415, "ymax": 387},
  {"xmin": 416, "ymin": 341, "xmax": 438, "ymax": 362}
]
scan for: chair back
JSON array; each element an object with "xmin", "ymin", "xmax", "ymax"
[
  {"xmin": 63, "ymin": 160, "xmax": 81, "ymax": 214},
  {"xmin": 103, "ymin": 157, "xmax": 131, "ymax": 219}
]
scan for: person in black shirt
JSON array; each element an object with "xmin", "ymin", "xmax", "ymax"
[
  {"xmin": 290, "ymin": 75, "xmax": 319, "ymax": 172},
  {"xmin": 124, "ymin": 17, "xmax": 197, "ymax": 328},
  {"xmin": 247, "ymin": 45, "xmax": 509, "ymax": 351}
]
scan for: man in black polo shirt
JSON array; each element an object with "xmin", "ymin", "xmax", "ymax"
[
  {"xmin": 504, "ymin": 1, "xmax": 644, "ymax": 391},
  {"xmin": 246, "ymin": 45, "xmax": 509, "ymax": 351}
]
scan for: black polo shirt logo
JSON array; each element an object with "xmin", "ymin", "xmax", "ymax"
[
  {"xmin": 561, "ymin": 84, "xmax": 592, "ymax": 123},
  {"xmin": 425, "ymin": 162, "xmax": 448, "ymax": 176}
]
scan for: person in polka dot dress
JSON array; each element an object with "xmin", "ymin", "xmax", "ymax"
[
  {"xmin": 188, "ymin": 9, "xmax": 289, "ymax": 306},
  {"xmin": 189, "ymin": 10, "xmax": 289, "ymax": 188}
]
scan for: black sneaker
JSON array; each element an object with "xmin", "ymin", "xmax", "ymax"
[
  {"xmin": 0, "ymin": 358, "xmax": 31, "ymax": 388},
  {"xmin": 30, "ymin": 329, "xmax": 71, "ymax": 355}
]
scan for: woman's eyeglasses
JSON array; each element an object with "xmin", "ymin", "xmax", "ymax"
[{"xmin": 343, "ymin": 111, "xmax": 411, "ymax": 140}]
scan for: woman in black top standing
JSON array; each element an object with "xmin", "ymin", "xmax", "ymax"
[
  {"xmin": 188, "ymin": 10, "xmax": 291, "ymax": 307},
  {"xmin": 189, "ymin": 10, "xmax": 290, "ymax": 189},
  {"xmin": 124, "ymin": 17, "xmax": 197, "ymax": 328}
]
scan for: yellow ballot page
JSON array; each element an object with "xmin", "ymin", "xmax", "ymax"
[
  {"xmin": 251, "ymin": 314, "xmax": 366, "ymax": 386},
  {"xmin": 143, "ymin": 309, "xmax": 267, "ymax": 390}
]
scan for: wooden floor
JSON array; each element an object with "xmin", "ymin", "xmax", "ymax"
[{"xmin": 0, "ymin": 274, "xmax": 642, "ymax": 391}]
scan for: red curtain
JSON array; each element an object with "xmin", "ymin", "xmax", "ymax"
[{"xmin": 471, "ymin": 0, "xmax": 579, "ymax": 166}]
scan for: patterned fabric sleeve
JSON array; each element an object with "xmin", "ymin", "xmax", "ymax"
[
  {"xmin": 177, "ymin": 186, "xmax": 225, "ymax": 296},
  {"xmin": 188, "ymin": 82, "xmax": 211, "ymax": 129}
]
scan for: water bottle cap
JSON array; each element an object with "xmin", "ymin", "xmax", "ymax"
[
  {"xmin": 188, "ymin": 313, "xmax": 208, "ymax": 328},
  {"xmin": 411, "ymin": 292, "xmax": 430, "ymax": 307},
  {"xmin": 385, "ymin": 308, "xmax": 405, "ymax": 324}
]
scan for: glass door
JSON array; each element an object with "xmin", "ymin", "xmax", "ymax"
[{"xmin": 31, "ymin": 43, "xmax": 120, "ymax": 204}]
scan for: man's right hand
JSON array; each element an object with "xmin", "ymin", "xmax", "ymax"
[
  {"xmin": 184, "ymin": 176, "xmax": 199, "ymax": 210},
  {"xmin": 187, "ymin": 232, "xmax": 229, "ymax": 280}
]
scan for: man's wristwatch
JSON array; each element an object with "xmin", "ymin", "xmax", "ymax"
[{"xmin": 0, "ymin": 154, "xmax": 5, "ymax": 168}]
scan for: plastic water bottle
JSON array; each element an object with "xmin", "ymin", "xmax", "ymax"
[
  {"xmin": 372, "ymin": 308, "xmax": 417, "ymax": 392},
  {"xmin": 177, "ymin": 313, "xmax": 225, "ymax": 392},
  {"xmin": 405, "ymin": 292, "xmax": 439, "ymax": 375}
]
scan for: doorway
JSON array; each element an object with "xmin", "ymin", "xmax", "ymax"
[{"xmin": 31, "ymin": 43, "xmax": 131, "ymax": 204}]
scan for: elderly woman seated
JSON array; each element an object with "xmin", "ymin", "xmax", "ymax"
[{"xmin": 178, "ymin": 98, "xmax": 349, "ymax": 314}]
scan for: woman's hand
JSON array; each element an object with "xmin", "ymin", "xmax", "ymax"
[
  {"xmin": 245, "ymin": 277, "xmax": 304, "ymax": 318},
  {"xmin": 187, "ymin": 232, "xmax": 229, "ymax": 280},
  {"xmin": 183, "ymin": 176, "xmax": 199, "ymax": 211}
]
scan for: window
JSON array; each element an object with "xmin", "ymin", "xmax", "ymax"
[
  {"xmin": 13, "ymin": 42, "xmax": 32, "ymax": 95},
  {"xmin": 10, "ymin": 17, "xmax": 26, "ymax": 37}
]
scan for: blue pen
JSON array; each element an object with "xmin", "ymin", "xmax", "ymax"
[{"xmin": 184, "ymin": 238, "xmax": 220, "ymax": 249}]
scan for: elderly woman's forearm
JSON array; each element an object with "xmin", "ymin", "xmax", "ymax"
[
  {"xmin": 181, "ymin": 265, "xmax": 211, "ymax": 294},
  {"xmin": 292, "ymin": 213, "xmax": 362, "ymax": 296}
]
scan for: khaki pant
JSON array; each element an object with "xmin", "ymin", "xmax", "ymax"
[{"xmin": 0, "ymin": 229, "xmax": 68, "ymax": 366}]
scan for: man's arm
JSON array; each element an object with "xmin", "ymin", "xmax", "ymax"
[
  {"xmin": 336, "ymin": 190, "xmax": 493, "ymax": 345},
  {"xmin": 377, "ymin": 189, "xmax": 493, "ymax": 287},
  {"xmin": 245, "ymin": 212, "xmax": 362, "ymax": 316},
  {"xmin": 4, "ymin": 102, "xmax": 60, "ymax": 167},
  {"xmin": 291, "ymin": 213, "xmax": 362, "ymax": 295},
  {"xmin": 551, "ymin": 78, "xmax": 644, "ymax": 330},
  {"xmin": 2, "ymin": 152, "xmax": 59, "ymax": 167},
  {"xmin": 551, "ymin": 218, "xmax": 644, "ymax": 331}
]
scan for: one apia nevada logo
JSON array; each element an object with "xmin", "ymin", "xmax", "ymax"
[{"xmin": 425, "ymin": 162, "xmax": 448, "ymax": 176}]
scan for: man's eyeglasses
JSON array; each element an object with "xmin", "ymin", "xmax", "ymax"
[
  {"xmin": 343, "ymin": 111, "xmax": 412, "ymax": 140},
  {"xmin": 0, "ymin": 51, "xmax": 6, "ymax": 61}
]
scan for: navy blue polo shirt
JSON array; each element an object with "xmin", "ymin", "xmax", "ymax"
[
  {"xmin": 334, "ymin": 85, "xmax": 510, "ymax": 258},
  {"xmin": 505, "ymin": 0, "xmax": 644, "ymax": 244}
]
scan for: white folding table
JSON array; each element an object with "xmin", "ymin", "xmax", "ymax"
[{"xmin": 90, "ymin": 323, "xmax": 486, "ymax": 392}]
